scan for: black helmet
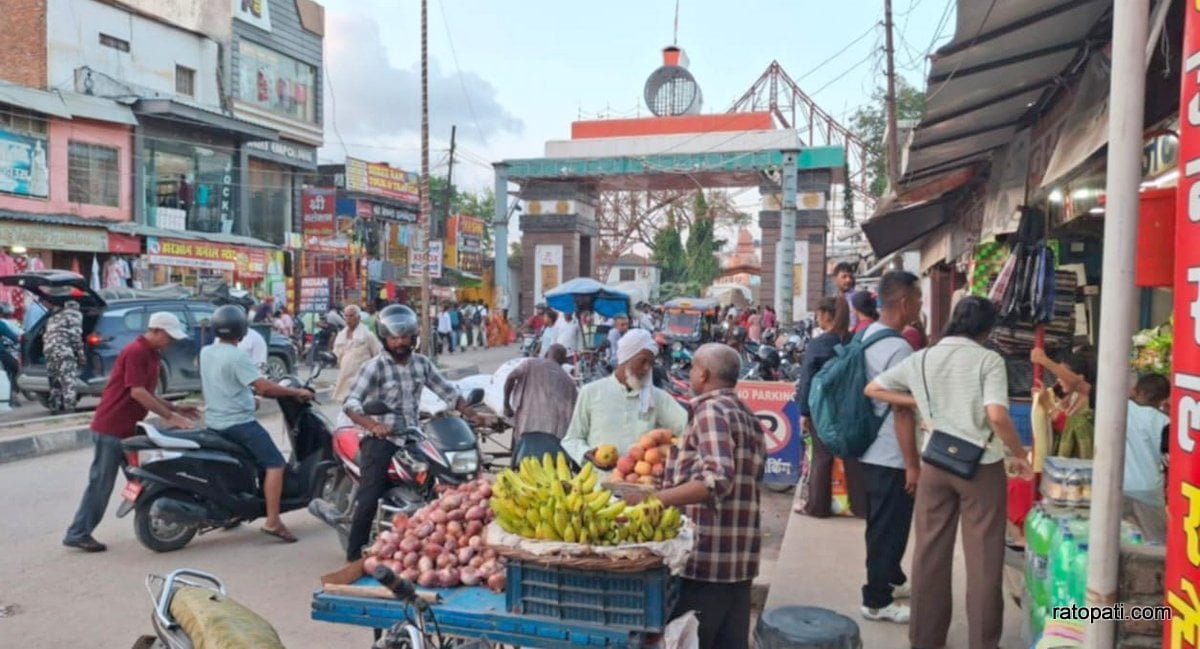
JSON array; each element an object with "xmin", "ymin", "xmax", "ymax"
[
  {"xmin": 376, "ymin": 304, "xmax": 420, "ymax": 341},
  {"xmin": 758, "ymin": 345, "xmax": 781, "ymax": 370},
  {"xmin": 729, "ymin": 325, "xmax": 748, "ymax": 343},
  {"xmin": 212, "ymin": 304, "xmax": 248, "ymax": 341}
]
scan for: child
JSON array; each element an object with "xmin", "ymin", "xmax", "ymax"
[{"xmin": 1123, "ymin": 373, "xmax": 1170, "ymax": 543}]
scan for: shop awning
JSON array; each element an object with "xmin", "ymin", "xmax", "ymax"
[
  {"xmin": 133, "ymin": 99, "xmax": 278, "ymax": 141},
  {"xmin": 861, "ymin": 193, "xmax": 957, "ymax": 258},
  {"xmin": 901, "ymin": 0, "xmax": 1110, "ymax": 185},
  {"xmin": 0, "ymin": 84, "xmax": 73, "ymax": 119},
  {"xmin": 112, "ymin": 224, "xmax": 280, "ymax": 250},
  {"xmin": 60, "ymin": 92, "xmax": 138, "ymax": 126}
]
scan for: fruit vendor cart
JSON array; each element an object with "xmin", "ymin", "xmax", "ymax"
[{"xmin": 311, "ymin": 560, "xmax": 675, "ymax": 648}]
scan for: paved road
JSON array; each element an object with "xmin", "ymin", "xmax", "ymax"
[{"xmin": 0, "ymin": 343, "xmax": 792, "ymax": 648}]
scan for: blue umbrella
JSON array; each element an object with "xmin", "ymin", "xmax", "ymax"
[{"xmin": 544, "ymin": 277, "xmax": 631, "ymax": 318}]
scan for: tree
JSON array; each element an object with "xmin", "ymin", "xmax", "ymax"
[
  {"xmin": 848, "ymin": 78, "xmax": 926, "ymax": 197},
  {"xmin": 428, "ymin": 177, "xmax": 498, "ymax": 254},
  {"xmin": 683, "ymin": 192, "xmax": 724, "ymax": 287},
  {"xmin": 651, "ymin": 221, "xmax": 686, "ymax": 284}
]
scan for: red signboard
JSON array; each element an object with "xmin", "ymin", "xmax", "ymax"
[
  {"xmin": 302, "ymin": 187, "xmax": 336, "ymax": 235},
  {"xmin": 1167, "ymin": 7, "xmax": 1200, "ymax": 644},
  {"xmin": 106, "ymin": 232, "xmax": 141, "ymax": 254}
]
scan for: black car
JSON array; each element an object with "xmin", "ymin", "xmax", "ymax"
[{"xmin": 0, "ymin": 271, "xmax": 298, "ymax": 409}]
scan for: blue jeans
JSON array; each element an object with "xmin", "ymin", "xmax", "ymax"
[
  {"xmin": 65, "ymin": 432, "xmax": 125, "ymax": 542},
  {"xmin": 213, "ymin": 421, "xmax": 286, "ymax": 469}
]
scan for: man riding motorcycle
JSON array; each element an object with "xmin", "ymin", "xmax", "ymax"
[{"xmin": 341, "ymin": 304, "xmax": 480, "ymax": 562}]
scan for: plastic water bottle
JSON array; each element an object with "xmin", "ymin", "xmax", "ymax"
[
  {"xmin": 1070, "ymin": 542, "xmax": 1090, "ymax": 608},
  {"xmin": 1025, "ymin": 507, "xmax": 1051, "ymax": 607},
  {"xmin": 1049, "ymin": 526, "xmax": 1076, "ymax": 610},
  {"xmin": 1031, "ymin": 602, "xmax": 1048, "ymax": 639}
]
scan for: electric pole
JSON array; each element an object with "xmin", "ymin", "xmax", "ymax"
[
  {"xmin": 883, "ymin": 0, "xmax": 900, "ymax": 190},
  {"xmin": 419, "ymin": 0, "xmax": 433, "ymax": 355},
  {"xmin": 442, "ymin": 125, "xmax": 457, "ymax": 239}
]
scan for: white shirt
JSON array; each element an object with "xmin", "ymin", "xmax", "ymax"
[
  {"xmin": 555, "ymin": 318, "xmax": 582, "ymax": 352},
  {"xmin": 1124, "ymin": 401, "xmax": 1170, "ymax": 501},
  {"xmin": 237, "ymin": 328, "xmax": 268, "ymax": 368},
  {"xmin": 437, "ymin": 312, "xmax": 452, "ymax": 334},
  {"xmin": 539, "ymin": 323, "xmax": 558, "ymax": 358}
]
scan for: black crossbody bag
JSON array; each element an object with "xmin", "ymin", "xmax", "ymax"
[{"xmin": 919, "ymin": 348, "xmax": 994, "ymax": 480}]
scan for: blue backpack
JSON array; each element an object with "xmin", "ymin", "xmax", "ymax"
[{"xmin": 807, "ymin": 327, "xmax": 902, "ymax": 458}]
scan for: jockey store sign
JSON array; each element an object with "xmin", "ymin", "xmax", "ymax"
[
  {"xmin": 1168, "ymin": 6, "xmax": 1200, "ymax": 644},
  {"xmin": 147, "ymin": 237, "xmax": 265, "ymax": 275}
]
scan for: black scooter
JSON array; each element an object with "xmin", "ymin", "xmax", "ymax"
[{"xmin": 118, "ymin": 353, "xmax": 339, "ymax": 552}]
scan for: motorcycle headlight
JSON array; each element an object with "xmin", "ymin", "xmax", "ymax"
[{"xmin": 444, "ymin": 450, "xmax": 479, "ymax": 474}]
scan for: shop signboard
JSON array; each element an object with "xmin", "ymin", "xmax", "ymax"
[
  {"xmin": 791, "ymin": 240, "xmax": 809, "ymax": 319},
  {"xmin": 232, "ymin": 0, "xmax": 271, "ymax": 30},
  {"xmin": 245, "ymin": 139, "xmax": 316, "ymax": 168},
  {"xmin": 146, "ymin": 236, "xmax": 239, "ymax": 271},
  {"xmin": 236, "ymin": 248, "xmax": 268, "ymax": 277},
  {"xmin": 0, "ymin": 223, "xmax": 107, "ymax": 252},
  {"xmin": 1169, "ymin": 7, "xmax": 1200, "ymax": 644},
  {"xmin": 301, "ymin": 187, "xmax": 336, "ymax": 235},
  {"xmin": 344, "ymin": 157, "xmax": 419, "ymax": 205},
  {"xmin": 358, "ymin": 200, "xmax": 418, "ymax": 223},
  {"xmin": 235, "ymin": 41, "xmax": 318, "ymax": 124},
  {"xmin": 735, "ymin": 380, "xmax": 802, "ymax": 484},
  {"xmin": 407, "ymin": 240, "xmax": 443, "ymax": 279},
  {"xmin": 457, "ymin": 216, "xmax": 485, "ymax": 274},
  {"xmin": 304, "ymin": 234, "xmax": 351, "ymax": 255},
  {"xmin": 298, "ymin": 277, "xmax": 331, "ymax": 314},
  {"xmin": 0, "ymin": 128, "xmax": 49, "ymax": 198}
]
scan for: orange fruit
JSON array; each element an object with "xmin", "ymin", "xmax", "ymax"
[
  {"xmin": 611, "ymin": 469, "xmax": 625, "ymax": 482},
  {"xmin": 625, "ymin": 472, "xmax": 641, "ymax": 484},
  {"xmin": 639, "ymin": 434, "xmax": 658, "ymax": 450},
  {"xmin": 594, "ymin": 444, "xmax": 619, "ymax": 469},
  {"xmin": 616, "ymin": 457, "xmax": 636, "ymax": 475},
  {"xmin": 651, "ymin": 463, "xmax": 665, "ymax": 478},
  {"xmin": 644, "ymin": 448, "xmax": 662, "ymax": 465},
  {"xmin": 628, "ymin": 445, "xmax": 645, "ymax": 461},
  {"xmin": 634, "ymin": 460, "xmax": 652, "ymax": 476},
  {"xmin": 655, "ymin": 429, "xmax": 673, "ymax": 445}
]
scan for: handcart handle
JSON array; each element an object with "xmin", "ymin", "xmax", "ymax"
[{"xmin": 373, "ymin": 565, "xmax": 418, "ymax": 603}]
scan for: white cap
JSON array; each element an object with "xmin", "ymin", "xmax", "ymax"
[{"xmin": 148, "ymin": 312, "xmax": 189, "ymax": 340}]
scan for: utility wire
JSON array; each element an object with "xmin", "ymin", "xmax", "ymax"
[
  {"xmin": 437, "ymin": 0, "xmax": 486, "ymax": 144},
  {"xmin": 795, "ymin": 23, "xmax": 879, "ymax": 83}
]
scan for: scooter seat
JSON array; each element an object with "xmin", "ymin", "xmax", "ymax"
[
  {"xmin": 170, "ymin": 586, "xmax": 284, "ymax": 649},
  {"xmin": 138, "ymin": 422, "xmax": 254, "ymax": 458}
]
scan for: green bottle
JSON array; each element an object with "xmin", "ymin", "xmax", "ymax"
[
  {"xmin": 1070, "ymin": 542, "xmax": 1090, "ymax": 608},
  {"xmin": 1049, "ymin": 526, "xmax": 1076, "ymax": 610},
  {"xmin": 1025, "ymin": 506, "xmax": 1054, "ymax": 608}
]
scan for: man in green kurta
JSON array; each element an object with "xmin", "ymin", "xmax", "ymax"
[{"xmin": 562, "ymin": 328, "xmax": 688, "ymax": 465}]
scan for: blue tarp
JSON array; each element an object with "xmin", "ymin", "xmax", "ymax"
[{"xmin": 544, "ymin": 278, "xmax": 631, "ymax": 318}]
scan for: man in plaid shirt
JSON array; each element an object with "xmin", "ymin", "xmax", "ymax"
[
  {"xmin": 637, "ymin": 343, "xmax": 764, "ymax": 649},
  {"xmin": 342, "ymin": 305, "xmax": 477, "ymax": 562}
]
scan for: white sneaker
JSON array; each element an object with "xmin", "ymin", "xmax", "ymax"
[
  {"xmin": 861, "ymin": 603, "xmax": 911, "ymax": 623},
  {"xmin": 891, "ymin": 582, "xmax": 912, "ymax": 599}
]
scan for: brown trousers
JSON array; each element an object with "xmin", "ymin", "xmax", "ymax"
[{"xmin": 909, "ymin": 460, "xmax": 1007, "ymax": 649}]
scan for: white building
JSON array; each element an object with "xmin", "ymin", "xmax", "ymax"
[{"xmin": 605, "ymin": 254, "xmax": 660, "ymax": 303}]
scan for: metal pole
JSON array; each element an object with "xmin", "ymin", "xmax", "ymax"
[
  {"xmin": 883, "ymin": 0, "xmax": 900, "ymax": 189},
  {"xmin": 418, "ymin": 0, "xmax": 434, "ymax": 356},
  {"xmin": 778, "ymin": 152, "xmax": 798, "ymax": 324},
  {"xmin": 492, "ymin": 165, "xmax": 510, "ymax": 318},
  {"xmin": 1082, "ymin": 1, "xmax": 1148, "ymax": 646}
]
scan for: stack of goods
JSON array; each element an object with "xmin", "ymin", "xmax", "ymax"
[
  {"xmin": 491, "ymin": 454, "xmax": 683, "ymax": 544},
  {"xmin": 1040, "ymin": 457, "xmax": 1093, "ymax": 507},
  {"xmin": 360, "ymin": 478, "xmax": 508, "ymax": 592},
  {"xmin": 970, "ymin": 242, "xmax": 1009, "ymax": 297},
  {"xmin": 1024, "ymin": 503, "xmax": 1146, "ymax": 639},
  {"xmin": 598, "ymin": 429, "xmax": 677, "ymax": 489}
]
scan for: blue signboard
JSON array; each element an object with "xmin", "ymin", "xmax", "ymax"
[
  {"xmin": 0, "ymin": 128, "xmax": 49, "ymax": 198},
  {"xmin": 736, "ymin": 380, "xmax": 803, "ymax": 484}
]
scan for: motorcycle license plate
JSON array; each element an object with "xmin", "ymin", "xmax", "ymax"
[{"xmin": 121, "ymin": 481, "xmax": 143, "ymax": 502}]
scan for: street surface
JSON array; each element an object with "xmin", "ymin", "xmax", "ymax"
[{"xmin": 0, "ymin": 343, "xmax": 792, "ymax": 648}]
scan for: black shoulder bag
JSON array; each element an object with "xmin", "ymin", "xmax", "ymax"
[{"xmin": 919, "ymin": 348, "xmax": 994, "ymax": 480}]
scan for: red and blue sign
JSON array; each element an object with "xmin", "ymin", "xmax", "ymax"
[{"xmin": 736, "ymin": 380, "xmax": 802, "ymax": 484}]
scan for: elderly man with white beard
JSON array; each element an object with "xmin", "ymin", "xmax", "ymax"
[{"xmin": 562, "ymin": 328, "xmax": 688, "ymax": 466}]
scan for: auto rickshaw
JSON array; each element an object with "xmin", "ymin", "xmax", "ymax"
[{"xmin": 661, "ymin": 297, "xmax": 721, "ymax": 344}]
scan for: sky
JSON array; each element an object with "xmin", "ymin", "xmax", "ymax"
[{"xmin": 317, "ymin": 0, "xmax": 958, "ymax": 242}]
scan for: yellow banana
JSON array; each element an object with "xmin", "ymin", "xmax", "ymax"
[
  {"xmin": 597, "ymin": 500, "xmax": 627, "ymax": 519},
  {"xmin": 562, "ymin": 524, "xmax": 577, "ymax": 544},
  {"xmin": 556, "ymin": 453, "xmax": 571, "ymax": 482}
]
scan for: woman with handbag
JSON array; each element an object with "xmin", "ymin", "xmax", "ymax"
[
  {"xmin": 793, "ymin": 296, "xmax": 851, "ymax": 517},
  {"xmin": 865, "ymin": 296, "xmax": 1033, "ymax": 649}
]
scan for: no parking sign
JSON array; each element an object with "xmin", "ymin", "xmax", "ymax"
[{"xmin": 736, "ymin": 380, "xmax": 802, "ymax": 484}]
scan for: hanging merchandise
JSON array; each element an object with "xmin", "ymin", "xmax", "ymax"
[
  {"xmin": 996, "ymin": 208, "xmax": 1058, "ymax": 326},
  {"xmin": 91, "ymin": 255, "xmax": 101, "ymax": 292},
  {"xmin": 971, "ymin": 241, "xmax": 1008, "ymax": 297}
]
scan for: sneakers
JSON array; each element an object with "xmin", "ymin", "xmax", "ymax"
[
  {"xmin": 861, "ymin": 603, "xmax": 911, "ymax": 623},
  {"xmin": 63, "ymin": 536, "xmax": 107, "ymax": 552},
  {"xmin": 891, "ymin": 582, "xmax": 912, "ymax": 599}
]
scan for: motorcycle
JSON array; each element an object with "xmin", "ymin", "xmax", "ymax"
[
  {"xmin": 117, "ymin": 353, "xmax": 339, "ymax": 553},
  {"xmin": 132, "ymin": 569, "xmax": 283, "ymax": 649},
  {"xmin": 308, "ymin": 388, "xmax": 486, "ymax": 552},
  {"xmin": 519, "ymin": 330, "xmax": 538, "ymax": 356}
]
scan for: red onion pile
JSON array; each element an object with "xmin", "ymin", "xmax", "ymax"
[{"xmin": 362, "ymin": 479, "xmax": 507, "ymax": 592}]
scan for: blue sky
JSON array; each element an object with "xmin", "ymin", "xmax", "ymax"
[{"xmin": 318, "ymin": 0, "xmax": 956, "ymax": 190}]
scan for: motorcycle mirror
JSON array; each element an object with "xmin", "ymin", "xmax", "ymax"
[
  {"xmin": 466, "ymin": 388, "xmax": 485, "ymax": 406},
  {"xmin": 318, "ymin": 351, "xmax": 338, "ymax": 368},
  {"xmin": 363, "ymin": 400, "xmax": 391, "ymax": 416}
]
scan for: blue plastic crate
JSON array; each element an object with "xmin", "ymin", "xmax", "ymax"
[
  {"xmin": 505, "ymin": 560, "xmax": 679, "ymax": 633},
  {"xmin": 1011, "ymin": 401, "xmax": 1033, "ymax": 447}
]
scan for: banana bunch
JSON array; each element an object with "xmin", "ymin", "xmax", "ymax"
[{"xmin": 490, "ymin": 452, "xmax": 683, "ymax": 546}]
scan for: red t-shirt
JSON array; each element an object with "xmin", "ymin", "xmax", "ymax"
[{"xmin": 91, "ymin": 336, "xmax": 161, "ymax": 438}]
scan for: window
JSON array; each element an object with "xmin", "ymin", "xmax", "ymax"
[
  {"xmin": 0, "ymin": 107, "xmax": 48, "ymax": 136},
  {"xmin": 619, "ymin": 268, "xmax": 636, "ymax": 282},
  {"xmin": 68, "ymin": 141, "xmax": 120, "ymax": 207},
  {"xmin": 99, "ymin": 33, "xmax": 130, "ymax": 52},
  {"xmin": 175, "ymin": 65, "xmax": 195, "ymax": 97}
]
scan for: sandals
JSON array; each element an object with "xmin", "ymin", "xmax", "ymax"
[{"xmin": 261, "ymin": 525, "xmax": 298, "ymax": 543}]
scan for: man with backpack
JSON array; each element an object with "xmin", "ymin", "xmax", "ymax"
[{"xmin": 807, "ymin": 271, "xmax": 922, "ymax": 624}]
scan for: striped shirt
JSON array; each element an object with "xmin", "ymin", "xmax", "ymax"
[
  {"xmin": 665, "ymin": 388, "xmax": 765, "ymax": 583},
  {"xmin": 874, "ymin": 336, "xmax": 1009, "ymax": 464},
  {"xmin": 343, "ymin": 352, "xmax": 460, "ymax": 443}
]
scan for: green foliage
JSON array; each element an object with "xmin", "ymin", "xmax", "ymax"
[
  {"xmin": 652, "ymin": 228, "xmax": 686, "ymax": 283},
  {"xmin": 848, "ymin": 79, "xmax": 926, "ymax": 197},
  {"xmin": 428, "ymin": 176, "xmax": 498, "ymax": 253},
  {"xmin": 683, "ymin": 193, "xmax": 724, "ymax": 287}
]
